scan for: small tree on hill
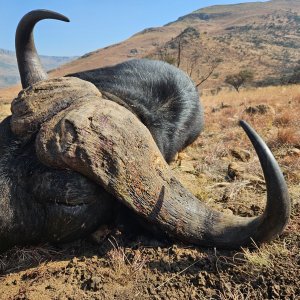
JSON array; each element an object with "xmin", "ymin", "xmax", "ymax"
[
  {"xmin": 225, "ymin": 69, "xmax": 254, "ymax": 92},
  {"xmin": 149, "ymin": 27, "xmax": 222, "ymax": 88},
  {"xmin": 281, "ymin": 63, "xmax": 300, "ymax": 85},
  {"xmin": 288, "ymin": 65, "xmax": 300, "ymax": 84}
]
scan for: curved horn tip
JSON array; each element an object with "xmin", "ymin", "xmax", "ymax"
[
  {"xmin": 238, "ymin": 119, "xmax": 265, "ymax": 144},
  {"xmin": 25, "ymin": 9, "xmax": 70, "ymax": 23},
  {"xmin": 237, "ymin": 118, "xmax": 291, "ymax": 244},
  {"xmin": 239, "ymin": 119, "xmax": 250, "ymax": 130},
  {"xmin": 16, "ymin": 9, "xmax": 70, "ymax": 88}
]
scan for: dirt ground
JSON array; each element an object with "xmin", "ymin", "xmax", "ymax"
[{"xmin": 0, "ymin": 84, "xmax": 299, "ymax": 299}]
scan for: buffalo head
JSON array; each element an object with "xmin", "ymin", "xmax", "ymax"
[{"xmin": 0, "ymin": 10, "xmax": 291, "ymax": 252}]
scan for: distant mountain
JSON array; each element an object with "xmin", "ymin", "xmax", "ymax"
[{"xmin": 0, "ymin": 49, "xmax": 77, "ymax": 88}]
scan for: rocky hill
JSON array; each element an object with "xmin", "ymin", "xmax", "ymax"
[
  {"xmin": 49, "ymin": 0, "xmax": 300, "ymax": 93},
  {"xmin": 1, "ymin": 0, "xmax": 299, "ymax": 94}
]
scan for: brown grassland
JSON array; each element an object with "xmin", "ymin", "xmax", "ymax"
[{"xmin": 0, "ymin": 84, "xmax": 299, "ymax": 299}]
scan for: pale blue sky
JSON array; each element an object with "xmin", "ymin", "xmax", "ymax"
[{"xmin": 0, "ymin": 0, "xmax": 268, "ymax": 56}]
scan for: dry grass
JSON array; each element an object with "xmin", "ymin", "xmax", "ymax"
[
  {"xmin": 214, "ymin": 238, "xmax": 296, "ymax": 299},
  {"xmin": 107, "ymin": 238, "xmax": 147, "ymax": 277},
  {"xmin": 240, "ymin": 245, "xmax": 276, "ymax": 270},
  {"xmin": 0, "ymin": 245, "xmax": 63, "ymax": 275},
  {"xmin": 203, "ymin": 86, "xmax": 300, "ymax": 136},
  {"xmin": 271, "ymin": 127, "xmax": 300, "ymax": 147},
  {"xmin": 202, "ymin": 84, "xmax": 300, "ymax": 177},
  {"xmin": 218, "ymin": 281, "xmax": 260, "ymax": 300},
  {"xmin": 184, "ymin": 83, "xmax": 300, "ymax": 220},
  {"xmin": 0, "ymin": 84, "xmax": 299, "ymax": 299},
  {"xmin": 273, "ymin": 110, "xmax": 299, "ymax": 128},
  {"xmin": 249, "ymin": 242, "xmax": 289, "ymax": 266}
]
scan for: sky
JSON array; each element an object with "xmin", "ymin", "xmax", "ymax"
[{"xmin": 0, "ymin": 0, "xmax": 269, "ymax": 57}]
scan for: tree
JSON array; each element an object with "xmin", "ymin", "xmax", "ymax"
[
  {"xmin": 156, "ymin": 48, "xmax": 177, "ymax": 65},
  {"xmin": 281, "ymin": 63, "xmax": 300, "ymax": 85},
  {"xmin": 225, "ymin": 69, "xmax": 254, "ymax": 92},
  {"xmin": 288, "ymin": 65, "xmax": 300, "ymax": 84},
  {"xmin": 149, "ymin": 27, "xmax": 222, "ymax": 88}
]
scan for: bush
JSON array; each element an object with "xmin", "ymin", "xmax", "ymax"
[{"xmin": 225, "ymin": 69, "xmax": 254, "ymax": 92}]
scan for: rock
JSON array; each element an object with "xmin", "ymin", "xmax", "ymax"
[
  {"xmin": 244, "ymin": 104, "xmax": 275, "ymax": 115},
  {"xmin": 223, "ymin": 208, "xmax": 234, "ymax": 215},
  {"xmin": 227, "ymin": 162, "xmax": 265, "ymax": 186},
  {"xmin": 227, "ymin": 162, "xmax": 245, "ymax": 180},
  {"xmin": 177, "ymin": 152, "xmax": 190, "ymax": 161},
  {"xmin": 287, "ymin": 148, "xmax": 300, "ymax": 156},
  {"xmin": 221, "ymin": 188, "xmax": 232, "ymax": 202},
  {"xmin": 212, "ymin": 182, "xmax": 231, "ymax": 188},
  {"xmin": 129, "ymin": 48, "xmax": 138, "ymax": 54},
  {"xmin": 230, "ymin": 148, "xmax": 251, "ymax": 162},
  {"xmin": 178, "ymin": 160, "xmax": 195, "ymax": 173},
  {"xmin": 244, "ymin": 174, "xmax": 265, "ymax": 186},
  {"xmin": 170, "ymin": 152, "xmax": 189, "ymax": 165},
  {"xmin": 212, "ymin": 102, "xmax": 232, "ymax": 112}
]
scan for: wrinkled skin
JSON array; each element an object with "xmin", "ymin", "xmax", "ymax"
[
  {"xmin": 0, "ymin": 10, "xmax": 291, "ymax": 252},
  {"xmin": 0, "ymin": 115, "xmax": 116, "ymax": 252}
]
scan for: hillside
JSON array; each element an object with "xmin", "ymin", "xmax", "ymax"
[
  {"xmin": 0, "ymin": 0, "xmax": 299, "ymax": 97},
  {"xmin": 0, "ymin": 48, "xmax": 77, "ymax": 88},
  {"xmin": 49, "ymin": 0, "xmax": 300, "ymax": 93}
]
